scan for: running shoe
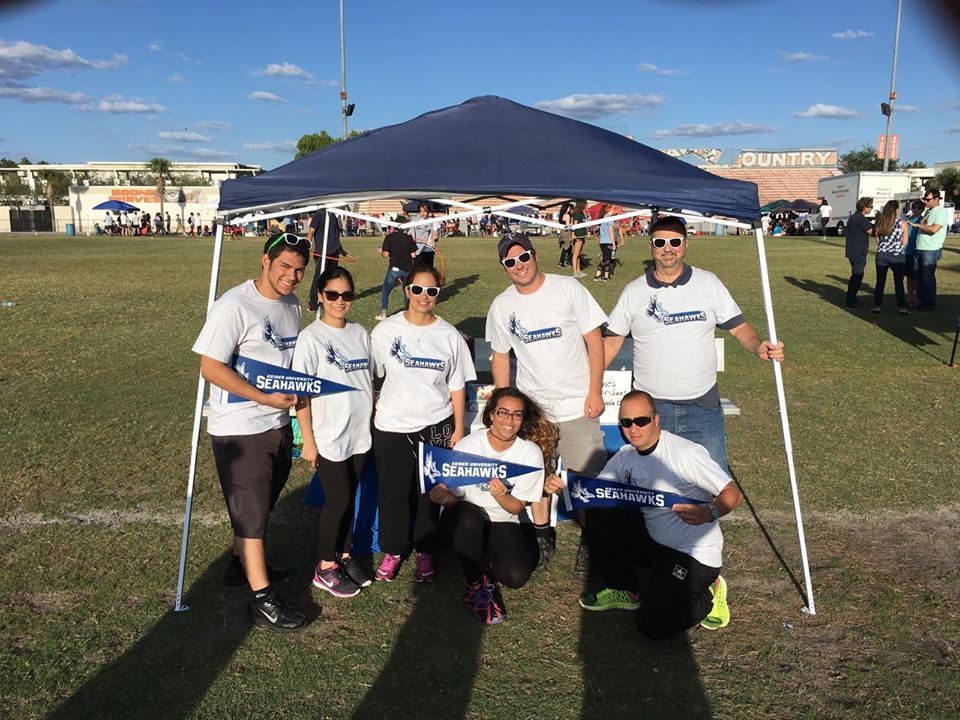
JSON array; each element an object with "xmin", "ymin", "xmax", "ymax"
[
  {"xmin": 535, "ymin": 533, "xmax": 556, "ymax": 572},
  {"xmin": 312, "ymin": 562, "xmax": 362, "ymax": 598},
  {"xmin": 466, "ymin": 576, "xmax": 506, "ymax": 625},
  {"xmin": 573, "ymin": 537, "xmax": 590, "ymax": 580},
  {"xmin": 375, "ymin": 553, "xmax": 402, "ymax": 582},
  {"xmin": 248, "ymin": 591, "xmax": 306, "ymax": 632},
  {"xmin": 374, "ymin": 312, "xmax": 387, "ymax": 321},
  {"xmin": 415, "ymin": 553, "xmax": 436, "ymax": 582},
  {"xmin": 578, "ymin": 588, "xmax": 641, "ymax": 612},
  {"xmin": 700, "ymin": 575, "xmax": 730, "ymax": 630},
  {"xmin": 340, "ymin": 556, "xmax": 373, "ymax": 588}
]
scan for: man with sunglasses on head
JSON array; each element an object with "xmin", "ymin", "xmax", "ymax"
[
  {"xmin": 579, "ymin": 390, "xmax": 741, "ymax": 636},
  {"xmin": 192, "ymin": 232, "xmax": 311, "ymax": 632},
  {"xmin": 907, "ymin": 190, "xmax": 948, "ymax": 311},
  {"xmin": 603, "ymin": 216, "xmax": 783, "ymax": 471},
  {"xmin": 486, "ymin": 232, "xmax": 608, "ymax": 576}
]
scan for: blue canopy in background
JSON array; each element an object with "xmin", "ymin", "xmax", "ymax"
[
  {"xmin": 218, "ymin": 95, "xmax": 759, "ymax": 221},
  {"xmin": 93, "ymin": 199, "xmax": 140, "ymax": 212}
]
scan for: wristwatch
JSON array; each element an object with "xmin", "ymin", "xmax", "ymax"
[{"xmin": 707, "ymin": 503, "xmax": 720, "ymax": 523}]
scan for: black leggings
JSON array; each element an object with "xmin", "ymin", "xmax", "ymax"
[
  {"xmin": 315, "ymin": 453, "xmax": 366, "ymax": 562},
  {"xmin": 373, "ymin": 416, "xmax": 452, "ymax": 555},
  {"xmin": 441, "ymin": 502, "xmax": 539, "ymax": 588},
  {"xmin": 597, "ymin": 244, "xmax": 614, "ymax": 277}
]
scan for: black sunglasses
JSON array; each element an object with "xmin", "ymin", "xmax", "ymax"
[
  {"xmin": 652, "ymin": 237, "xmax": 684, "ymax": 249},
  {"xmin": 408, "ymin": 284, "xmax": 440, "ymax": 297},
  {"xmin": 322, "ymin": 290, "xmax": 355, "ymax": 302},
  {"xmin": 501, "ymin": 250, "xmax": 533, "ymax": 268},
  {"xmin": 619, "ymin": 415, "xmax": 654, "ymax": 429},
  {"xmin": 266, "ymin": 232, "xmax": 307, "ymax": 252},
  {"xmin": 923, "ymin": 196, "xmax": 935, "ymax": 201}
]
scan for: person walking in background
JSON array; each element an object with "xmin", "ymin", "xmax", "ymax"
[
  {"xmin": 375, "ymin": 216, "xmax": 418, "ymax": 321},
  {"xmin": 305, "ymin": 208, "xmax": 343, "ymax": 312},
  {"xmin": 187, "ymin": 212, "xmax": 195, "ymax": 237},
  {"xmin": 412, "ymin": 203, "xmax": 439, "ymax": 267},
  {"xmin": 819, "ymin": 198, "xmax": 832, "ymax": 236},
  {"xmin": 872, "ymin": 200, "xmax": 909, "ymax": 314},
  {"xmin": 904, "ymin": 199, "xmax": 924, "ymax": 308},
  {"xmin": 844, "ymin": 197, "xmax": 874, "ymax": 309},
  {"xmin": 909, "ymin": 190, "xmax": 948, "ymax": 311},
  {"xmin": 570, "ymin": 199, "xmax": 588, "ymax": 279},
  {"xmin": 165, "ymin": 212, "xmax": 171, "ymax": 234},
  {"xmin": 593, "ymin": 204, "xmax": 616, "ymax": 282},
  {"xmin": 293, "ymin": 266, "xmax": 374, "ymax": 599}
]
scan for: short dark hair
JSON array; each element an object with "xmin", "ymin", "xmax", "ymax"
[
  {"xmin": 263, "ymin": 232, "xmax": 310, "ymax": 262},
  {"xmin": 407, "ymin": 263, "xmax": 442, "ymax": 287},
  {"xmin": 317, "ymin": 265, "xmax": 354, "ymax": 293},
  {"xmin": 856, "ymin": 197, "xmax": 874, "ymax": 213},
  {"xmin": 925, "ymin": 190, "xmax": 941, "ymax": 200},
  {"xmin": 620, "ymin": 389, "xmax": 657, "ymax": 413},
  {"xmin": 910, "ymin": 199, "xmax": 924, "ymax": 213},
  {"xmin": 649, "ymin": 216, "xmax": 687, "ymax": 239}
]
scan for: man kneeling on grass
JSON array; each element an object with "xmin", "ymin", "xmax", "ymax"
[{"xmin": 547, "ymin": 390, "xmax": 741, "ymax": 638}]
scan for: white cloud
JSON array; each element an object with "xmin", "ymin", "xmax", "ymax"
[
  {"xmin": 654, "ymin": 121, "xmax": 778, "ymax": 138},
  {"xmin": 177, "ymin": 52, "xmax": 202, "ymax": 64},
  {"xmin": 947, "ymin": 126, "xmax": 960, "ymax": 134},
  {"xmin": 896, "ymin": 104, "xmax": 919, "ymax": 113},
  {"xmin": 196, "ymin": 120, "xmax": 231, "ymax": 130},
  {"xmin": 0, "ymin": 84, "xmax": 91, "ymax": 106},
  {"xmin": 782, "ymin": 51, "xmax": 829, "ymax": 62},
  {"xmin": 249, "ymin": 91, "xmax": 283, "ymax": 102},
  {"xmin": 832, "ymin": 29, "xmax": 873, "ymax": 40},
  {"xmin": 792, "ymin": 103, "xmax": 860, "ymax": 119},
  {"xmin": 637, "ymin": 63, "xmax": 688, "ymax": 77},
  {"xmin": 255, "ymin": 62, "xmax": 313, "ymax": 80},
  {"xmin": 167, "ymin": 73, "xmax": 184, "ymax": 84},
  {"xmin": 148, "ymin": 42, "xmax": 162, "ymax": 52},
  {"xmin": 130, "ymin": 143, "xmax": 236, "ymax": 159},
  {"xmin": 158, "ymin": 131, "xmax": 210, "ymax": 143},
  {"xmin": 243, "ymin": 140, "xmax": 296, "ymax": 153},
  {"xmin": 535, "ymin": 93, "xmax": 665, "ymax": 120},
  {"xmin": 99, "ymin": 95, "xmax": 168, "ymax": 113},
  {"xmin": 0, "ymin": 40, "xmax": 127, "ymax": 81}
]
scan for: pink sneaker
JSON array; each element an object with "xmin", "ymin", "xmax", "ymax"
[
  {"xmin": 414, "ymin": 553, "xmax": 436, "ymax": 582},
  {"xmin": 467, "ymin": 575, "xmax": 505, "ymax": 625},
  {"xmin": 375, "ymin": 553, "xmax": 402, "ymax": 582}
]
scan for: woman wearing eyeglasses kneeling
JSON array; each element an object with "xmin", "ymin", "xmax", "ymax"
[
  {"xmin": 429, "ymin": 388, "xmax": 558, "ymax": 625},
  {"xmin": 370, "ymin": 264, "xmax": 477, "ymax": 583},
  {"xmin": 293, "ymin": 266, "xmax": 374, "ymax": 598}
]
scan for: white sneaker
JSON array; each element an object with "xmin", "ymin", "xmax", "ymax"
[{"xmin": 374, "ymin": 312, "xmax": 387, "ymax": 321}]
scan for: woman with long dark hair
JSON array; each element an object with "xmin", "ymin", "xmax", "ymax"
[{"xmin": 873, "ymin": 199, "xmax": 909, "ymax": 314}]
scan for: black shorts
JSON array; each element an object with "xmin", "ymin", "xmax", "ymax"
[{"xmin": 211, "ymin": 425, "xmax": 293, "ymax": 539}]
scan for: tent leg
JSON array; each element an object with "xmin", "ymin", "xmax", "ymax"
[
  {"xmin": 174, "ymin": 222, "xmax": 227, "ymax": 612},
  {"xmin": 753, "ymin": 228, "xmax": 816, "ymax": 615}
]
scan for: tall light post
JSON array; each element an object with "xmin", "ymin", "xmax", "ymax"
[
  {"xmin": 882, "ymin": 0, "xmax": 903, "ymax": 173},
  {"xmin": 339, "ymin": 0, "xmax": 348, "ymax": 138}
]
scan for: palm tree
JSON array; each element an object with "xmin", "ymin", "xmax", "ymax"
[{"xmin": 147, "ymin": 158, "xmax": 172, "ymax": 230}]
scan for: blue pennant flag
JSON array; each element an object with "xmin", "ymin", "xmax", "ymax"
[
  {"xmin": 561, "ymin": 471, "xmax": 706, "ymax": 512},
  {"xmin": 228, "ymin": 355, "xmax": 358, "ymax": 403},
  {"xmin": 418, "ymin": 442, "xmax": 541, "ymax": 493}
]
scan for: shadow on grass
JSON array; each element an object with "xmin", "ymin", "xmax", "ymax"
[
  {"xmin": 47, "ymin": 489, "xmax": 317, "ymax": 720},
  {"xmin": 579, "ymin": 611, "xmax": 711, "ymax": 719},
  {"xmin": 350, "ymin": 560, "xmax": 485, "ymax": 720}
]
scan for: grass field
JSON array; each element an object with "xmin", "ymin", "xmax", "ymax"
[{"xmin": 1, "ymin": 231, "xmax": 958, "ymax": 719}]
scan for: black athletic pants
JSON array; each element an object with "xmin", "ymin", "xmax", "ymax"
[
  {"xmin": 315, "ymin": 453, "xmax": 366, "ymax": 562},
  {"xmin": 441, "ymin": 502, "xmax": 539, "ymax": 588},
  {"xmin": 373, "ymin": 417, "xmax": 452, "ymax": 556},
  {"xmin": 584, "ymin": 507, "xmax": 720, "ymax": 640}
]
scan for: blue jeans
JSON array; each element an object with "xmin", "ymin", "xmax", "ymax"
[
  {"xmin": 916, "ymin": 248, "xmax": 942, "ymax": 309},
  {"xmin": 655, "ymin": 401, "xmax": 728, "ymax": 471},
  {"xmin": 379, "ymin": 266, "xmax": 408, "ymax": 312},
  {"xmin": 874, "ymin": 252, "xmax": 906, "ymax": 309}
]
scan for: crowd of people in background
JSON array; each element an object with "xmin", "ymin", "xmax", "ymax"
[{"xmin": 95, "ymin": 210, "xmax": 218, "ymax": 237}]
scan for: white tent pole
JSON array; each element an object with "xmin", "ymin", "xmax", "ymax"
[
  {"xmin": 752, "ymin": 226, "xmax": 816, "ymax": 615},
  {"xmin": 174, "ymin": 221, "xmax": 227, "ymax": 612},
  {"xmin": 320, "ymin": 212, "xmax": 330, "ymax": 273}
]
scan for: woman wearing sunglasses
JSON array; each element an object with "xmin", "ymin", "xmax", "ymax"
[
  {"xmin": 292, "ymin": 266, "xmax": 374, "ymax": 598},
  {"xmin": 370, "ymin": 264, "xmax": 477, "ymax": 583},
  {"xmin": 429, "ymin": 387, "xmax": 558, "ymax": 625}
]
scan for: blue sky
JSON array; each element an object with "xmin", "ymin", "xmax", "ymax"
[{"xmin": 1, "ymin": 0, "xmax": 958, "ymax": 170}]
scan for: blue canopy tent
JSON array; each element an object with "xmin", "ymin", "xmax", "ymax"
[
  {"xmin": 93, "ymin": 199, "xmax": 140, "ymax": 212},
  {"xmin": 176, "ymin": 96, "xmax": 814, "ymax": 615}
]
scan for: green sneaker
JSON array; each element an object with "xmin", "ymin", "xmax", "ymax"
[
  {"xmin": 700, "ymin": 575, "xmax": 730, "ymax": 630},
  {"xmin": 578, "ymin": 588, "xmax": 641, "ymax": 612}
]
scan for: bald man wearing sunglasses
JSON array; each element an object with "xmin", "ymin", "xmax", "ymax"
[{"xmin": 602, "ymin": 217, "xmax": 784, "ymax": 471}]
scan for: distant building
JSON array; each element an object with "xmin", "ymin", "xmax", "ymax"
[{"xmin": 0, "ymin": 161, "xmax": 260, "ymax": 192}]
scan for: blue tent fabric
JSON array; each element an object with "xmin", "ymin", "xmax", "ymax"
[
  {"xmin": 93, "ymin": 199, "xmax": 141, "ymax": 212},
  {"xmin": 219, "ymin": 95, "xmax": 759, "ymax": 221}
]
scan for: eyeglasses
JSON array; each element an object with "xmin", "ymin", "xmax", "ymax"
[
  {"xmin": 494, "ymin": 408, "xmax": 525, "ymax": 421},
  {"xmin": 619, "ymin": 415, "xmax": 654, "ymax": 429},
  {"xmin": 923, "ymin": 197, "xmax": 935, "ymax": 201},
  {"xmin": 322, "ymin": 290, "xmax": 355, "ymax": 302},
  {"xmin": 500, "ymin": 250, "xmax": 533, "ymax": 268},
  {"xmin": 266, "ymin": 232, "xmax": 307, "ymax": 252},
  {"xmin": 408, "ymin": 284, "xmax": 440, "ymax": 297},
  {"xmin": 651, "ymin": 237, "xmax": 684, "ymax": 249}
]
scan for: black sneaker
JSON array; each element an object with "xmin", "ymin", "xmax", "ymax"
[
  {"xmin": 535, "ymin": 533, "xmax": 556, "ymax": 572},
  {"xmin": 223, "ymin": 557, "xmax": 290, "ymax": 587},
  {"xmin": 573, "ymin": 537, "xmax": 590, "ymax": 580},
  {"xmin": 248, "ymin": 592, "xmax": 306, "ymax": 632},
  {"xmin": 340, "ymin": 556, "xmax": 374, "ymax": 588}
]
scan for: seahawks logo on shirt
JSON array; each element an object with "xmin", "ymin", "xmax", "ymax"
[
  {"xmin": 389, "ymin": 337, "xmax": 446, "ymax": 371},
  {"xmin": 508, "ymin": 312, "xmax": 562, "ymax": 344},
  {"xmin": 646, "ymin": 296, "xmax": 707, "ymax": 326},
  {"xmin": 262, "ymin": 316, "xmax": 297, "ymax": 350},
  {"xmin": 324, "ymin": 341, "xmax": 369, "ymax": 372}
]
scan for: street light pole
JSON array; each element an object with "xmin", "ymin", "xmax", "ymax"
[
  {"xmin": 882, "ymin": 0, "xmax": 902, "ymax": 173},
  {"xmin": 339, "ymin": 0, "xmax": 348, "ymax": 139}
]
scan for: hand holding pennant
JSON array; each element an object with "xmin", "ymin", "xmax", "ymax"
[
  {"xmin": 228, "ymin": 355, "xmax": 358, "ymax": 403},
  {"xmin": 418, "ymin": 442, "xmax": 541, "ymax": 493},
  {"xmin": 560, "ymin": 469, "xmax": 707, "ymax": 513}
]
